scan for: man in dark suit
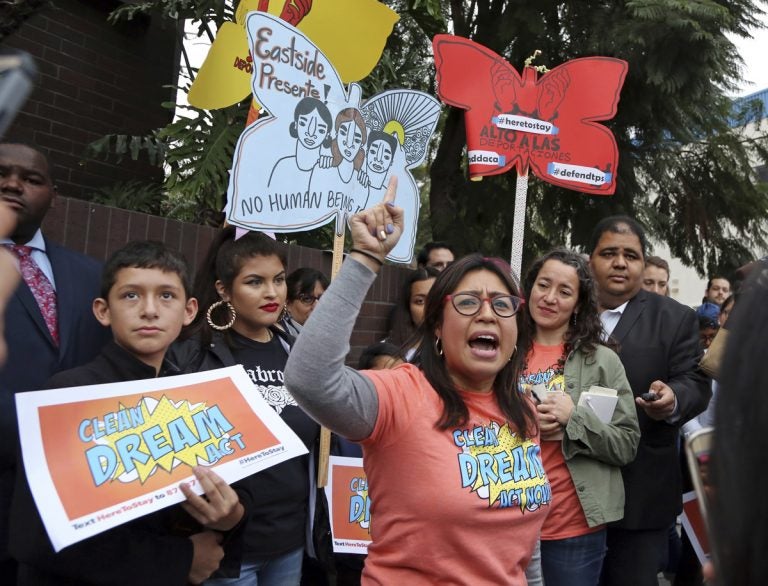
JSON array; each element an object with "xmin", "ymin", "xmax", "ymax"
[
  {"xmin": 0, "ymin": 143, "xmax": 110, "ymax": 583},
  {"xmin": 589, "ymin": 216, "xmax": 710, "ymax": 586}
]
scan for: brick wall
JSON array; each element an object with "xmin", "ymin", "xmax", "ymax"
[
  {"xmin": 3, "ymin": 0, "xmax": 178, "ymax": 200},
  {"xmin": 43, "ymin": 197, "xmax": 410, "ymax": 364}
]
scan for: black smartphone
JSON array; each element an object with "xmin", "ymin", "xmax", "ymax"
[{"xmin": 640, "ymin": 391, "xmax": 659, "ymax": 402}]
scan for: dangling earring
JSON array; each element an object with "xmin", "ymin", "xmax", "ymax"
[
  {"xmin": 207, "ymin": 300, "xmax": 237, "ymax": 331},
  {"xmin": 571, "ymin": 312, "xmax": 578, "ymax": 326},
  {"xmin": 435, "ymin": 337, "xmax": 444, "ymax": 356},
  {"xmin": 279, "ymin": 303, "xmax": 289, "ymax": 322},
  {"xmin": 509, "ymin": 345, "xmax": 517, "ymax": 362}
]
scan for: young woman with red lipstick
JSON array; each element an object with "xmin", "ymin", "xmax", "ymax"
[
  {"xmin": 284, "ymin": 179, "xmax": 552, "ymax": 585},
  {"xmin": 518, "ymin": 248, "xmax": 640, "ymax": 586},
  {"xmin": 172, "ymin": 227, "xmax": 319, "ymax": 586}
]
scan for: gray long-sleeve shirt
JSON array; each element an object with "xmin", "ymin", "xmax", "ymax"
[{"xmin": 284, "ymin": 257, "xmax": 380, "ymax": 440}]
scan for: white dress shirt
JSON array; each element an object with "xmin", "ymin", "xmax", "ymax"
[{"xmin": 599, "ymin": 300, "xmax": 629, "ymax": 339}]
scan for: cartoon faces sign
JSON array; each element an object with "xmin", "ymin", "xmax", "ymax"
[
  {"xmin": 16, "ymin": 366, "xmax": 307, "ymax": 551},
  {"xmin": 433, "ymin": 35, "xmax": 627, "ymax": 195},
  {"xmin": 226, "ymin": 12, "xmax": 441, "ymax": 263}
]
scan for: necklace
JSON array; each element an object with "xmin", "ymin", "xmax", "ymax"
[{"xmin": 232, "ymin": 327, "xmax": 274, "ymax": 344}]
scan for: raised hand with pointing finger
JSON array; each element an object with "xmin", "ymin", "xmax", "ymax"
[{"xmin": 348, "ymin": 176, "xmax": 404, "ymax": 269}]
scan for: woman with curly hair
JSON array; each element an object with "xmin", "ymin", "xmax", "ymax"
[
  {"xmin": 285, "ymin": 181, "xmax": 552, "ymax": 584},
  {"xmin": 518, "ymin": 248, "xmax": 640, "ymax": 586}
]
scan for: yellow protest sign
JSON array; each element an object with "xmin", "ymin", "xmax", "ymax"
[{"xmin": 188, "ymin": 0, "xmax": 399, "ymax": 110}]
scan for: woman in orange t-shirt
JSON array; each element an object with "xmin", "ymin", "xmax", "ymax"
[
  {"xmin": 285, "ymin": 180, "xmax": 551, "ymax": 585},
  {"xmin": 518, "ymin": 248, "xmax": 640, "ymax": 586}
]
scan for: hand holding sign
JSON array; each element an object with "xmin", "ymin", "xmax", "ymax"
[
  {"xmin": 16, "ymin": 367, "xmax": 308, "ymax": 552},
  {"xmin": 180, "ymin": 466, "xmax": 244, "ymax": 531}
]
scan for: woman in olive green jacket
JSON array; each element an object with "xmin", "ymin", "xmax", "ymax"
[{"xmin": 519, "ymin": 248, "xmax": 640, "ymax": 586}]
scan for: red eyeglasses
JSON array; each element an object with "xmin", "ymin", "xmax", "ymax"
[{"xmin": 444, "ymin": 293, "xmax": 524, "ymax": 318}]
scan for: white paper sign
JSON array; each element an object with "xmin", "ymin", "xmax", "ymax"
[
  {"xmin": 16, "ymin": 365, "xmax": 308, "ymax": 551},
  {"xmin": 324, "ymin": 455, "xmax": 371, "ymax": 554}
]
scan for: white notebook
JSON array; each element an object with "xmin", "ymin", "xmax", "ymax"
[{"xmin": 577, "ymin": 385, "xmax": 618, "ymax": 423}]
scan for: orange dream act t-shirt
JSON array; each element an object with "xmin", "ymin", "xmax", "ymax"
[
  {"xmin": 520, "ymin": 342, "xmax": 600, "ymax": 540},
  {"xmin": 362, "ymin": 364, "xmax": 551, "ymax": 585}
]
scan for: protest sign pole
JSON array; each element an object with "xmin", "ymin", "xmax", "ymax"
[
  {"xmin": 317, "ymin": 230, "xmax": 347, "ymax": 487},
  {"xmin": 510, "ymin": 168, "xmax": 529, "ymax": 279}
]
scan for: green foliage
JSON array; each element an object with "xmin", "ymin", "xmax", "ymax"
[
  {"xmin": 159, "ymin": 103, "xmax": 249, "ymax": 218},
  {"xmin": 109, "ymin": 0, "xmax": 235, "ymax": 28},
  {"xmin": 85, "ymin": 100, "xmax": 248, "ymax": 225},
  {"xmin": 87, "ymin": 133, "xmax": 166, "ymax": 167},
  {"xmin": 90, "ymin": 180, "xmax": 165, "ymax": 216}
]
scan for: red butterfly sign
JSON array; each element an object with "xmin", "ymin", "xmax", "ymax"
[{"xmin": 432, "ymin": 35, "xmax": 628, "ymax": 195}]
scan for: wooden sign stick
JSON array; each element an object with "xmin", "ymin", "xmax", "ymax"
[{"xmin": 317, "ymin": 229, "xmax": 347, "ymax": 487}]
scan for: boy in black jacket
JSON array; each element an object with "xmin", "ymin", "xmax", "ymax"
[{"xmin": 10, "ymin": 241, "xmax": 245, "ymax": 585}]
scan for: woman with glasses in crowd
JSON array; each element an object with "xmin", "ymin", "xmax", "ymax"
[
  {"xmin": 285, "ymin": 180, "xmax": 551, "ymax": 584},
  {"xmin": 282, "ymin": 267, "xmax": 330, "ymax": 336},
  {"xmin": 518, "ymin": 248, "xmax": 640, "ymax": 586}
]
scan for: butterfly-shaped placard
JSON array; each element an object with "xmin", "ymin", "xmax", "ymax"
[
  {"xmin": 225, "ymin": 12, "xmax": 441, "ymax": 263},
  {"xmin": 432, "ymin": 35, "xmax": 627, "ymax": 195}
]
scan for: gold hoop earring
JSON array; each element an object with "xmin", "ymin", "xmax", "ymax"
[
  {"xmin": 435, "ymin": 337, "xmax": 443, "ymax": 356},
  {"xmin": 207, "ymin": 300, "xmax": 236, "ymax": 331}
]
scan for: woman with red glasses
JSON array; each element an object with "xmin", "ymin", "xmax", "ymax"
[
  {"xmin": 285, "ymin": 180, "xmax": 551, "ymax": 585},
  {"xmin": 518, "ymin": 248, "xmax": 640, "ymax": 586}
]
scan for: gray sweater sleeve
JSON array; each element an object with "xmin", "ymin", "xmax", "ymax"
[{"xmin": 284, "ymin": 257, "xmax": 379, "ymax": 440}]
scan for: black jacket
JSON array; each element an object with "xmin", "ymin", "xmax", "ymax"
[{"xmin": 610, "ymin": 289, "xmax": 711, "ymax": 529}]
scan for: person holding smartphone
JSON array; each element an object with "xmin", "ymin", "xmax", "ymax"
[{"xmin": 588, "ymin": 216, "xmax": 710, "ymax": 586}]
